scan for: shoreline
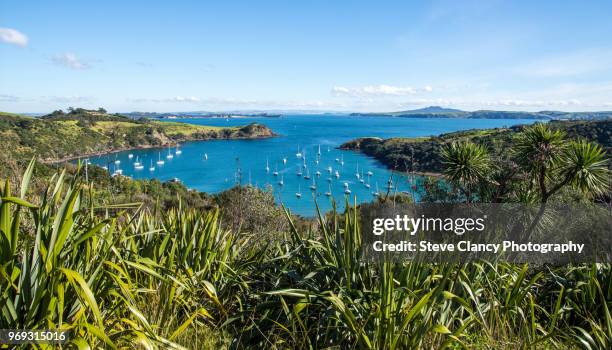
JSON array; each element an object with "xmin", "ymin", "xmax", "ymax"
[{"xmin": 43, "ymin": 134, "xmax": 276, "ymax": 165}]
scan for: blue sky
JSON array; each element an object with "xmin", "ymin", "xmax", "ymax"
[{"xmin": 2, "ymin": 0, "xmax": 612, "ymax": 113}]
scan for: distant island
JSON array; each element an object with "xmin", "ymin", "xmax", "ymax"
[
  {"xmin": 0, "ymin": 108, "xmax": 275, "ymax": 165},
  {"xmin": 350, "ymin": 106, "xmax": 612, "ymax": 120},
  {"xmin": 124, "ymin": 111, "xmax": 282, "ymax": 119},
  {"xmin": 340, "ymin": 119, "xmax": 612, "ymax": 174}
]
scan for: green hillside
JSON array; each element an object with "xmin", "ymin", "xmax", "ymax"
[
  {"xmin": 341, "ymin": 119, "xmax": 612, "ymax": 174},
  {"xmin": 0, "ymin": 108, "xmax": 275, "ymax": 164}
]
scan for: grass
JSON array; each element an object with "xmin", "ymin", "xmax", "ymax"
[{"xmin": 1, "ymin": 161, "xmax": 610, "ymax": 349}]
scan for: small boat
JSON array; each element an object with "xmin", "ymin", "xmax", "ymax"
[
  {"xmin": 344, "ymin": 188, "xmax": 351, "ymax": 195},
  {"xmin": 114, "ymin": 158, "xmax": 121, "ymax": 165},
  {"xmin": 278, "ymin": 175, "xmax": 284, "ymax": 186},
  {"xmin": 166, "ymin": 149, "xmax": 174, "ymax": 159},
  {"xmin": 315, "ymin": 170, "xmax": 321, "ymax": 177},
  {"xmin": 327, "ymin": 166, "xmax": 333, "ymax": 173},
  {"xmin": 149, "ymin": 160, "xmax": 155, "ymax": 171},
  {"xmin": 343, "ymin": 182, "xmax": 349, "ymax": 188},
  {"xmin": 175, "ymin": 145, "xmax": 182, "ymax": 155},
  {"xmin": 266, "ymin": 158, "xmax": 270, "ymax": 173},
  {"xmin": 102, "ymin": 165, "xmax": 108, "ymax": 170},
  {"xmin": 135, "ymin": 164, "xmax": 144, "ymax": 170},
  {"xmin": 114, "ymin": 168, "xmax": 123, "ymax": 176},
  {"xmin": 156, "ymin": 152, "xmax": 165, "ymax": 165},
  {"xmin": 128, "ymin": 154, "xmax": 133, "ymax": 159},
  {"xmin": 325, "ymin": 184, "xmax": 332, "ymax": 197},
  {"xmin": 171, "ymin": 177, "xmax": 181, "ymax": 183},
  {"xmin": 204, "ymin": 153, "xmax": 208, "ymax": 160},
  {"xmin": 327, "ymin": 177, "xmax": 332, "ymax": 182},
  {"xmin": 335, "ymin": 158, "xmax": 340, "ymax": 163},
  {"xmin": 367, "ymin": 170, "xmax": 373, "ymax": 176},
  {"xmin": 296, "ymin": 185, "xmax": 302, "ymax": 198},
  {"xmin": 334, "ymin": 170, "xmax": 340, "ymax": 179}
]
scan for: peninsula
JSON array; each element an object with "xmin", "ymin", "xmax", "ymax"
[
  {"xmin": 0, "ymin": 108, "xmax": 275, "ymax": 164},
  {"xmin": 340, "ymin": 119, "xmax": 612, "ymax": 174}
]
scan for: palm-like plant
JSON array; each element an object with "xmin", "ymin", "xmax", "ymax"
[
  {"xmin": 441, "ymin": 142, "xmax": 491, "ymax": 202},
  {"xmin": 559, "ymin": 140, "xmax": 609, "ymax": 197},
  {"xmin": 513, "ymin": 123, "xmax": 566, "ymax": 202}
]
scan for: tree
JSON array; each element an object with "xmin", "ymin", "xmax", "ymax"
[{"xmin": 440, "ymin": 141, "xmax": 491, "ymax": 202}]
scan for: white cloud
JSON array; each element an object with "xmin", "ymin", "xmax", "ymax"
[
  {"xmin": 51, "ymin": 53, "xmax": 91, "ymax": 70},
  {"xmin": 398, "ymin": 98, "xmax": 584, "ymax": 109},
  {"xmin": 42, "ymin": 95, "xmax": 95, "ymax": 104},
  {"xmin": 332, "ymin": 84, "xmax": 432, "ymax": 97},
  {"xmin": 0, "ymin": 94, "xmax": 20, "ymax": 102},
  {"xmin": 0, "ymin": 28, "xmax": 28, "ymax": 47}
]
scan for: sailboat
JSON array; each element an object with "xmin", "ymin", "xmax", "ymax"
[
  {"xmin": 273, "ymin": 163, "xmax": 279, "ymax": 176},
  {"xmin": 296, "ymin": 185, "xmax": 302, "ymax": 198},
  {"xmin": 149, "ymin": 159, "xmax": 155, "ymax": 171},
  {"xmin": 359, "ymin": 170, "xmax": 365, "ymax": 183},
  {"xmin": 166, "ymin": 149, "xmax": 174, "ymax": 159},
  {"xmin": 344, "ymin": 182, "xmax": 351, "ymax": 194},
  {"xmin": 297, "ymin": 165, "xmax": 303, "ymax": 176},
  {"xmin": 334, "ymin": 170, "xmax": 340, "ymax": 179},
  {"xmin": 175, "ymin": 145, "xmax": 182, "ymax": 155},
  {"xmin": 315, "ymin": 168, "xmax": 321, "ymax": 177},
  {"xmin": 295, "ymin": 145, "xmax": 302, "ymax": 158},
  {"xmin": 355, "ymin": 163, "xmax": 360, "ymax": 179},
  {"xmin": 135, "ymin": 163, "xmax": 144, "ymax": 170},
  {"xmin": 265, "ymin": 158, "xmax": 270, "ymax": 173},
  {"xmin": 367, "ymin": 170, "xmax": 373, "ymax": 177},
  {"xmin": 204, "ymin": 153, "xmax": 208, "ymax": 160},
  {"xmin": 325, "ymin": 183, "xmax": 332, "ymax": 197},
  {"xmin": 114, "ymin": 155, "xmax": 120, "ymax": 165},
  {"xmin": 372, "ymin": 182, "xmax": 380, "ymax": 196},
  {"xmin": 340, "ymin": 155, "xmax": 344, "ymax": 166},
  {"xmin": 282, "ymin": 157, "xmax": 287, "ymax": 165},
  {"xmin": 304, "ymin": 168, "xmax": 311, "ymax": 180},
  {"xmin": 156, "ymin": 152, "xmax": 165, "ymax": 165},
  {"xmin": 128, "ymin": 154, "xmax": 133, "ymax": 159},
  {"xmin": 317, "ymin": 144, "xmax": 321, "ymax": 155},
  {"xmin": 327, "ymin": 166, "xmax": 333, "ymax": 174},
  {"xmin": 133, "ymin": 156, "xmax": 141, "ymax": 167},
  {"xmin": 278, "ymin": 175, "xmax": 284, "ymax": 186},
  {"xmin": 310, "ymin": 178, "xmax": 316, "ymax": 191},
  {"xmin": 365, "ymin": 175, "xmax": 371, "ymax": 188}
]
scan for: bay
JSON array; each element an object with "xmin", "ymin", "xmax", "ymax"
[{"xmin": 88, "ymin": 114, "xmax": 537, "ymax": 216}]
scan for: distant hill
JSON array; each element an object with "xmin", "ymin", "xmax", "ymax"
[
  {"xmin": 350, "ymin": 106, "xmax": 612, "ymax": 120},
  {"xmin": 391, "ymin": 106, "xmax": 465, "ymax": 114}
]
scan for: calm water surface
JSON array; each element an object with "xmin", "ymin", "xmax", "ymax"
[{"xmin": 89, "ymin": 115, "xmax": 537, "ymax": 216}]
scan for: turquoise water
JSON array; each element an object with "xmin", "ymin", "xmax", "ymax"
[{"xmin": 88, "ymin": 115, "xmax": 537, "ymax": 216}]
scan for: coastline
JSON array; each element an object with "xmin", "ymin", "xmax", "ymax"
[{"xmin": 43, "ymin": 133, "xmax": 277, "ymax": 164}]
